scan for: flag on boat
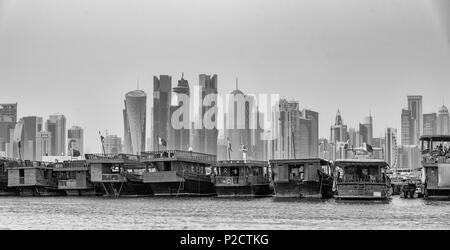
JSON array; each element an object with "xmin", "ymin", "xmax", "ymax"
[
  {"xmin": 364, "ymin": 142, "xmax": 373, "ymax": 153},
  {"xmin": 159, "ymin": 137, "xmax": 167, "ymax": 147}
]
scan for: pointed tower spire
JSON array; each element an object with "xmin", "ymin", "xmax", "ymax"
[{"xmin": 236, "ymin": 77, "xmax": 238, "ymax": 90}]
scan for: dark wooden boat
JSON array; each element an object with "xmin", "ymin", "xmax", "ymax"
[
  {"xmin": 420, "ymin": 135, "xmax": 450, "ymax": 199},
  {"xmin": 6, "ymin": 160, "xmax": 64, "ymax": 196},
  {"xmin": 0, "ymin": 158, "xmax": 18, "ymax": 196},
  {"xmin": 334, "ymin": 159, "xmax": 391, "ymax": 201},
  {"xmin": 140, "ymin": 150, "xmax": 216, "ymax": 197},
  {"xmin": 85, "ymin": 153, "xmax": 152, "ymax": 197},
  {"xmin": 53, "ymin": 160, "xmax": 100, "ymax": 196},
  {"xmin": 213, "ymin": 160, "xmax": 271, "ymax": 198},
  {"xmin": 270, "ymin": 158, "xmax": 334, "ymax": 199}
]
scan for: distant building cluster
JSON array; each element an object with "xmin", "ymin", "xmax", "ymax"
[
  {"xmin": 317, "ymin": 94, "xmax": 448, "ymax": 175},
  {"xmin": 117, "ymin": 74, "xmax": 320, "ymax": 161},
  {"xmin": 0, "ymin": 103, "xmax": 84, "ymax": 161}
]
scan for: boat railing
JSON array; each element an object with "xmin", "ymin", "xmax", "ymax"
[
  {"xmin": 422, "ymin": 155, "xmax": 450, "ymax": 164},
  {"xmin": 141, "ymin": 150, "xmax": 216, "ymax": 163},
  {"xmin": 101, "ymin": 174, "xmax": 126, "ymax": 182},
  {"xmin": 85, "ymin": 154, "xmax": 140, "ymax": 162},
  {"xmin": 53, "ymin": 161, "xmax": 88, "ymax": 169},
  {"xmin": 339, "ymin": 175, "xmax": 384, "ymax": 183},
  {"xmin": 215, "ymin": 176, "xmax": 248, "ymax": 185},
  {"xmin": 58, "ymin": 179, "xmax": 77, "ymax": 188}
]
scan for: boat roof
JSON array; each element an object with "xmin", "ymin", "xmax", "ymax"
[
  {"xmin": 420, "ymin": 135, "xmax": 450, "ymax": 141},
  {"xmin": 334, "ymin": 159, "xmax": 389, "ymax": 168},
  {"xmin": 85, "ymin": 153, "xmax": 141, "ymax": 165},
  {"xmin": 215, "ymin": 160, "xmax": 268, "ymax": 167},
  {"xmin": 269, "ymin": 158, "xmax": 331, "ymax": 165},
  {"xmin": 140, "ymin": 150, "xmax": 216, "ymax": 165}
]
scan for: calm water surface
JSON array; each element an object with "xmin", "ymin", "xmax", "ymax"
[{"xmin": 0, "ymin": 196, "xmax": 449, "ymax": 230}]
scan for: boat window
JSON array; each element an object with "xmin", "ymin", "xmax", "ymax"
[{"xmin": 230, "ymin": 167, "xmax": 239, "ymax": 176}]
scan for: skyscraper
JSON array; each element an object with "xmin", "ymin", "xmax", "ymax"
[
  {"xmin": 359, "ymin": 114, "xmax": 373, "ymax": 145},
  {"xmin": 36, "ymin": 130, "xmax": 52, "ymax": 161},
  {"xmin": 0, "ymin": 103, "xmax": 17, "ymax": 154},
  {"xmin": 407, "ymin": 95, "xmax": 422, "ymax": 143},
  {"xmin": 302, "ymin": 109, "xmax": 319, "ymax": 158},
  {"xmin": 21, "ymin": 116, "xmax": 43, "ymax": 161},
  {"xmin": 46, "ymin": 113, "xmax": 66, "ymax": 156},
  {"xmin": 171, "ymin": 74, "xmax": 190, "ymax": 151},
  {"xmin": 123, "ymin": 89, "xmax": 147, "ymax": 155},
  {"xmin": 348, "ymin": 128, "xmax": 360, "ymax": 148},
  {"xmin": 437, "ymin": 105, "xmax": 450, "ymax": 135},
  {"xmin": 105, "ymin": 134, "xmax": 123, "ymax": 154},
  {"xmin": 192, "ymin": 74, "xmax": 218, "ymax": 155},
  {"xmin": 153, "ymin": 75, "xmax": 172, "ymax": 151},
  {"xmin": 223, "ymin": 87, "xmax": 255, "ymax": 160},
  {"xmin": 385, "ymin": 127, "xmax": 398, "ymax": 171},
  {"xmin": 423, "ymin": 113, "xmax": 437, "ymax": 136},
  {"xmin": 68, "ymin": 126, "xmax": 84, "ymax": 156},
  {"xmin": 330, "ymin": 110, "xmax": 348, "ymax": 143},
  {"xmin": 401, "ymin": 109, "xmax": 415, "ymax": 145}
]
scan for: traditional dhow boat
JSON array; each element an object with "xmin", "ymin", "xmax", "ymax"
[
  {"xmin": 213, "ymin": 160, "xmax": 271, "ymax": 198},
  {"xmin": 7, "ymin": 160, "xmax": 64, "ymax": 196},
  {"xmin": 334, "ymin": 159, "xmax": 391, "ymax": 201},
  {"xmin": 141, "ymin": 150, "xmax": 216, "ymax": 197},
  {"xmin": 420, "ymin": 135, "xmax": 450, "ymax": 199},
  {"xmin": 269, "ymin": 158, "xmax": 334, "ymax": 199},
  {"xmin": 53, "ymin": 160, "xmax": 100, "ymax": 196},
  {"xmin": 85, "ymin": 153, "xmax": 152, "ymax": 197},
  {"xmin": 0, "ymin": 158, "xmax": 18, "ymax": 196}
]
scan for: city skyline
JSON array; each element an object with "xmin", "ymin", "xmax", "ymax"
[{"xmin": 2, "ymin": 0, "xmax": 450, "ymax": 152}]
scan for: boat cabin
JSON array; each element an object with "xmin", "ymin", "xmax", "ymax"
[
  {"xmin": 53, "ymin": 160, "xmax": 96, "ymax": 196},
  {"xmin": 85, "ymin": 154, "xmax": 145, "ymax": 197},
  {"xmin": 269, "ymin": 158, "xmax": 334, "ymax": 198},
  {"xmin": 140, "ymin": 150, "xmax": 216, "ymax": 183},
  {"xmin": 140, "ymin": 150, "xmax": 216, "ymax": 196},
  {"xmin": 213, "ymin": 160, "xmax": 271, "ymax": 197},
  {"xmin": 334, "ymin": 159, "xmax": 390, "ymax": 200},
  {"xmin": 85, "ymin": 154, "xmax": 142, "ymax": 183},
  {"xmin": 7, "ymin": 160, "xmax": 61, "ymax": 196},
  {"xmin": 420, "ymin": 135, "xmax": 450, "ymax": 198}
]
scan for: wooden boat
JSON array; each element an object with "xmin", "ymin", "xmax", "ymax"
[
  {"xmin": 334, "ymin": 159, "xmax": 391, "ymax": 201},
  {"xmin": 53, "ymin": 160, "xmax": 100, "ymax": 196},
  {"xmin": 420, "ymin": 135, "xmax": 450, "ymax": 199},
  {"xmin": 140, "ymin": 150, "xmax": 216, "ymax": 197},
  {"xmin": 269, "ymin": 158, "xmax": 334, "ymax": 199},
  {"xmin": 7, "ymin": 160, "xmax": 64, "ymax": 196},
  {"xmin": 85, "ymin": 153, "xmax": 152, "ymax": 197},
  {"xmin": 213, "ymin": 160, "xmax": 271, "ymax": 198},
  {"xmin": 0, "ymin": 158, "xmax": 18, "ymax": 196}
]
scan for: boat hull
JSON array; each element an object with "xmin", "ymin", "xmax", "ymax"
[
  {"xmin": 215, "ymin": 183, "xmax": 271, "ymax": 198},
  {"xmin": 274, "ymin": 181, "xmax": 333, "ymax": 199},
  {"xmin": 424, "ymin": 188, "xmax": 450, "ymax": 200},
  {"xmin": 17, "ymin": 186, "xmax": 65, "ymax": 197},
  {"xmin": 336, "ymin": 183, "xmax": 390, "ymax": 201},
  {"xmin": 149, "ymin": 179, "xmax": 216, "ymax": 196},
  {"xmin": 94, "ymin": 181, "xmax": 153, "ymax": 197}
]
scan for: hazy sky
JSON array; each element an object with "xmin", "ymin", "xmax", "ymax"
[{"xmin": 1, "ymin": 0, "xmax": 450, "ymax": 152}]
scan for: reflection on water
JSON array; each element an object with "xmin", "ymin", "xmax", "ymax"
[{"xmin": 1, "ymin": 196, "xmax": 450, "ymax": 230}]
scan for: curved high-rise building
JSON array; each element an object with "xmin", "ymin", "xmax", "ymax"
[{"xmin": 123, "ymin": 90, "xmax": 147, "ymax": 155}]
